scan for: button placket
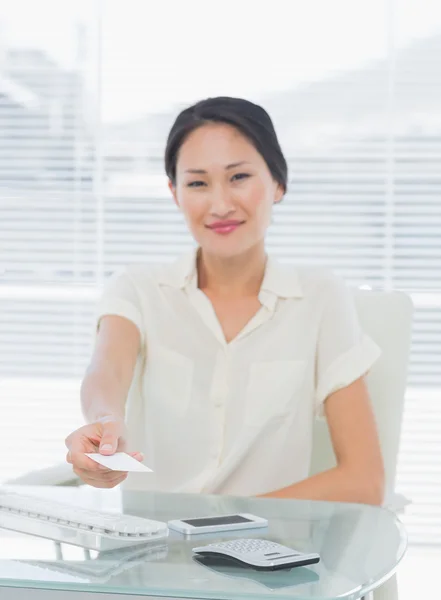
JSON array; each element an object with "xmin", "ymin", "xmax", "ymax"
[{"xmin": 210, "ymin": 348, "xmax": 229, "ymax": 463}]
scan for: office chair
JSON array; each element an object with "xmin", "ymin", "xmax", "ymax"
[
  {"xmin": 310, "ymin": 288, "xmax": 413, "ymax": 505},
  {"xmin": 310, "ymin": 289, "xmax": 414, "ymax": 600}
]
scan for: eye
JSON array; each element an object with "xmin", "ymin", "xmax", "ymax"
[
  {"xmin": 231, "ymin": 173, "xmax": 251, "ymax": 182},
  {"xmin": 187, "ymin": 180, "xmax": 206, "ymax": 188}
]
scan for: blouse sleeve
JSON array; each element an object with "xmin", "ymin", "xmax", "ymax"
[
  {"xmin": 314, "ymin": 273, "xmax": 381, "ymax": 417},
  {"xmin": 95, "ymin": 268, "xmax": 145, "ymax": 346}
]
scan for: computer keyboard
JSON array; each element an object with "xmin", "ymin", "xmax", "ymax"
[{"xmin": 0, "ymin": 490, "xmax": 168, "ymax": 551}]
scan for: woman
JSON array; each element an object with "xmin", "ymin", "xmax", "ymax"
[{"xmin": 66, "ymin": 97, "xmax": 385, "ymax": 504}]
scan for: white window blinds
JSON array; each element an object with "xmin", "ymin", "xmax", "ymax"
[{"xmin": 1, "ymin": 0, "xmax": 440, "ymax": 545}]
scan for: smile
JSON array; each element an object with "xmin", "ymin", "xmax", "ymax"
[{"xmin": 206, "ymin": 221, "xmax": 245, "ymax": 235}]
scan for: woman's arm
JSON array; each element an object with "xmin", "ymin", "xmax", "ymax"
[
  {"xmin": 65, "ymin": 315, "xmax": 142, "ymax": 488},
  {"xmin": 81, "ymin": 315, "xmax": 141, "ymax": 423},
  {"xmin": 261, "ymin": 377, "xmax": 385, "ymax": 505}
]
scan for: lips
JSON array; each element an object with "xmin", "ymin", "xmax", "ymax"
[{"xmin": 206, "ymin": 220, "xmax": 245, "ymax": 234}]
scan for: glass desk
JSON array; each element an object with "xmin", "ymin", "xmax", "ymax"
[{"xmin": 0, "ymin": 485, "xmax": 407, "ymax": 600}]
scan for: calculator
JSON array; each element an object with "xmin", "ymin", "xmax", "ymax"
[{"xmin": 192, "ymin": 539, "xmax": 320, "ymax": 571}]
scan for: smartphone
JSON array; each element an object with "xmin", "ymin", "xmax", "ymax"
[{"xmin": 167, "ymin": 513, "xmax": 268, "ymax": 535}]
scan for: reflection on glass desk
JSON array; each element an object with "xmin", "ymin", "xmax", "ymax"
[
  {"xmin": 8, "ymin": 541, "xmax": 168, "ymax": 583},
  {"xmin": 0, "ymin": 485, "xmax": 407, "ymax": 600}
]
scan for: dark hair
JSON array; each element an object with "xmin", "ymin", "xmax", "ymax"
[{"xmin": 165, "ymin": 96, "xmax": 288, "ymax": 193}]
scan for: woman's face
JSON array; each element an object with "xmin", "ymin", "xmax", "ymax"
[{"xmin": 169, "ymin": 123, "xmax": 284, "ymax": 259}]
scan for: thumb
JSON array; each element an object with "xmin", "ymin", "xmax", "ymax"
[{"xmin": 99, "ymin": 421, "xmax": 122, "ymax": 455}]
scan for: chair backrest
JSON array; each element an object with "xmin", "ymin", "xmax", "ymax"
[{"xmin": 309, "ymin": 289, "xmax": 414, "ymax": 495}]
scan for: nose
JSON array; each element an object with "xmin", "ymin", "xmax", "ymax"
[{"xmin": 208, "ymin": 184, "xmax": 235, "ymax": 218}]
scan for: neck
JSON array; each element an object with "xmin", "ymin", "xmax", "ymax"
[{"xmin": 197, "ymin": 244, "xmax": 267, "ymax": 298}]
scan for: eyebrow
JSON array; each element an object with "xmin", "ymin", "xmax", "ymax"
[{"xmin": 184, "ymin": 161, "xmax": 250, "ymax": 174}]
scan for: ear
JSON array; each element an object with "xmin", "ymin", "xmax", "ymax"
[
  {"xmin": 273, "ymin": 183, "xmax": 285, "ymax": 205},
  {"xmin": 168, "ymin": 180, "xmax": 180, "ymax": 208}
]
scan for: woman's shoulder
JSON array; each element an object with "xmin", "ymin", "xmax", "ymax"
[
  {"xmin": 105, "ymin": 262, "xmax": 163, "ymax": 290},
  {"xmin": 106, "ymin": 259, "xmax": 185, "ymax": 291},
  {"xmin": 276, "ymin": 261, "xmax": 347, "ymax": 298}
]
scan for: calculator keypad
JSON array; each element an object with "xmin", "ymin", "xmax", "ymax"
[{"xmin": 207, "ymin": 539, "xmax": 298, "ymax": 556}]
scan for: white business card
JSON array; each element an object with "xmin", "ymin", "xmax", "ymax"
[{"xmin": 85, "ymin": 452, "xmax": 153, "ymax": 472}]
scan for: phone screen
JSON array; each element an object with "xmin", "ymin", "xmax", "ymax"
[{"xmin": 181, "ymin": 515, "xmax": 253, "ymax": 527}]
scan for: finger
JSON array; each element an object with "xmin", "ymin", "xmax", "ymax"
[
  {"xmin": 70, "ymin": 451, "xmax": 110, "ymax": 472},
  {"xmin": 73, "ymin": 466, "xmax": 128, "ymax": 482},
  {"xmin": 66, "ymin": 448, "xmax": 92, "ymax": 467},
  {"xmin": 66, "ymin": 430, "xmax": 100, "ymax": 456},
  {"xmin": 89, "ymin": 475, "xmax": 128, "ymax": 489},
  {"xmin": 99, "ymin": 421, "xmax": 124, "ymax": 455},
  {"xmin": 65, "ymin": 424, "xmax": 99, "ymax": 451},
  {"xmin": 128, "ymin": 451, "xmax": 144, "ymax": 462},
  {"xmin": 65, "ymin": 427, "xmax": 80, "ymax": 449},
  {"xmin": 80, "ymin": 473, "xmax": 128, "ymax": 488}
]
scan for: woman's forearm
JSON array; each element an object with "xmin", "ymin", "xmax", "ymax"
[
  {"xmin": 261, "ymin": 466, "xmax": 384, "ymax": 506},
  {"xmin": 80, "ymin": 363, "xmax": 128, "ymax": 423}
]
